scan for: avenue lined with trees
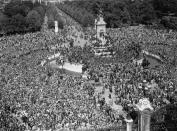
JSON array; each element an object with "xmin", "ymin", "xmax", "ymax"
[{"xmin": 58, "ymin": 0, "xmax": 177, "ymax": 29}]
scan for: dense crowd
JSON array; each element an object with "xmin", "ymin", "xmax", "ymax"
[
  {"xmin": 107, "ymin": 25, "xmax": 177, "ymax": 60},
  {"xmin": 87, "ymin": 62, "xmax": 177, "ymax": 112},
  {"xmin": 1, "ymin": 19, "xmax": 177, "ymax": 131},
  {"xmin": 0, "ymin": 27, "xmax": 123, "ymax": 131}
]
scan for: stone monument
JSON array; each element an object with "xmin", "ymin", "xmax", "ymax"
[
  {"xmin": 55, "ymin": 21, "xmax": 58, "ymax": 33},
  {"xmin": 95, "ymin": 12, "xmax": 106, "ymax": 45},
  {"xmin": 136, "ymin": 98, "xmax": 153, "ymax": 131},
  {"xmin": 125, "ymin": 115, "xmax": 133, "ymax": 131}
]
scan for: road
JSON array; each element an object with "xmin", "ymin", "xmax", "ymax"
[{"xmin": 54, "ymin": 4, "xmax": 90, "ymax": 47}]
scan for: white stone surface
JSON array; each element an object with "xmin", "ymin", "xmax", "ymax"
[
  {"xmin": 136, "ymin": 98, "xmax": 153, "ymax": 111},
  {"xmin": 48, "ymin": 52, "xmax": 61, "ymax": 60},
  {"xmin": 55, "ymin": 21, "xmax": 58, "ymax": 33},
  {"xmin": 59, "ymin": 62, "xmax": 83, "ymax": 73},
  {"xmin": 125, "ymin": 118, "xmax": 133, "ymax": 131}
]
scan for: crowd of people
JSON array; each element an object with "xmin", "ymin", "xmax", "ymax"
[
  {"xmin": 0, "ymin": 7, "xmax": 177, "ymax": 131},
  {"xmin": 107, "ymin": 25, "xmax": 177, "ymax": 60},
  {"xmin": 87, "ymin": 62, "xmax": 177, "ymax": 112},
  {"xmin": 0, "ymin": 9, "xmax": 122, "ymax": 130}
]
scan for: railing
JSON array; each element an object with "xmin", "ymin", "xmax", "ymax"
[
  {"xmin": 95, "ymin": 125, "xmax": 138, "ymax": 131},
  {"xmin": 96, "ymin": 126, "xmax": 126, "ymax": 131},
  {"xmin": 151, "ymin": 123, "xmax": 167, "ymax": 131},
  {"xmin": 151, "ymin": 122, "xmax": 177, "ymax": 131}
]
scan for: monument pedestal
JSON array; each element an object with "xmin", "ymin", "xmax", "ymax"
[
  {"xmin": 136, "ymin": 98, "xmax": 153, "ymax": 131},
  {"xmin": 55, "ymin": 21, "xmax": 58, "ymax": 33},
  {"xmin": 138, "ymin": 110, "xmax": 151, "ymax": 131},
  {"xmin": 125, "ymin": 118, "xmax": 133, "ymax": 131}
]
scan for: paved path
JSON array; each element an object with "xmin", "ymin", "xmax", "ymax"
[
  {"xmin": 94, "ymin": 85, "xmax": 125, "ymax": 116},
  {"xmin": 55, "ymin": 4, "xmax": 90, "ymax": 47}
]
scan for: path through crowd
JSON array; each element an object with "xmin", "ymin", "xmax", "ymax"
[
  {"xmin": 55, "ymin": 4, "xmax": 90, "ymax": 47},
  {"xmin": 94, "ymin": 84, "xmax": 125, "ymax": 117}
]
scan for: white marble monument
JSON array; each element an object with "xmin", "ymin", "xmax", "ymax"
[
  {"xmin": 95, "ymin": 13, "xmax": 106, "ymax": 45},
  {"xmin": 55, "ymin": 21, "xmax": 58, "ymax": 33},
  {"xmin": 125, "ymin": 118, "xmax": 133, "ymax": 131},
  {"xmin": 136, "ymin": 98, "xmax": 153, "ymax": 131}
]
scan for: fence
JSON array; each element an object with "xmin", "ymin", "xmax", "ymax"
[
  {"xmin": 96, "ymin": 126, "xmax": 126, "ymax": 131},
  {"xmin": 151, "ymin": 122, "xmax": 177, "ymax": 131},
  {"xmin": 95, "ymin": 125, "xmax": 138, "ymax": 131}
]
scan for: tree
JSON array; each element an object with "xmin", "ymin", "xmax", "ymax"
[
  {"xmin": 0, "ymin": 12, "xmax": 7, "ymax": 31},
  {"xmin": 34, "ymin": 6, "xmax": 45, "ymax": 23},
  {"xmin": 26, "ymin": 10, "xmax": 42, "ymax": 31},
  {"xmin": 47, "ymin": 14, "xmax": 55, "ymax": 29},
  {"xmin": 128, "ymin": 0, "xmax": 156, "ymax": 25},
  {"xmin": 161, "ymin": 16, "xmax": 177, "ymax": 30},
  {"xmin": 18, "ymin": 5, "xmax": 31, "ymax": 17},
  {"xmin": 82, "ymin": 13, "xmax": 94, "ymax": 27},
  {"xmin": 11, "ymin": 13, "xmax": 27, "ymax": 33},
  {"xmin": 3, "ymin": 1, "xmax": 30, "ymax": 17},
  {"xmin": 34, "ymin": 6, "xmax": 45, "ymax": 17},
  {"xmin": 152, "ymin": 0, "xmax": 177, "ymax": 16},
  {"xmin": 54, "ymin": 13, "xmax": 64, "ymax": 29},
  {"xmin": 0, "ymin": 17, "xmax": 17, "ymax": 34},
  {"xmin": 3, "ymin": 1, "xmax": 20, "ymax": 17}
]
